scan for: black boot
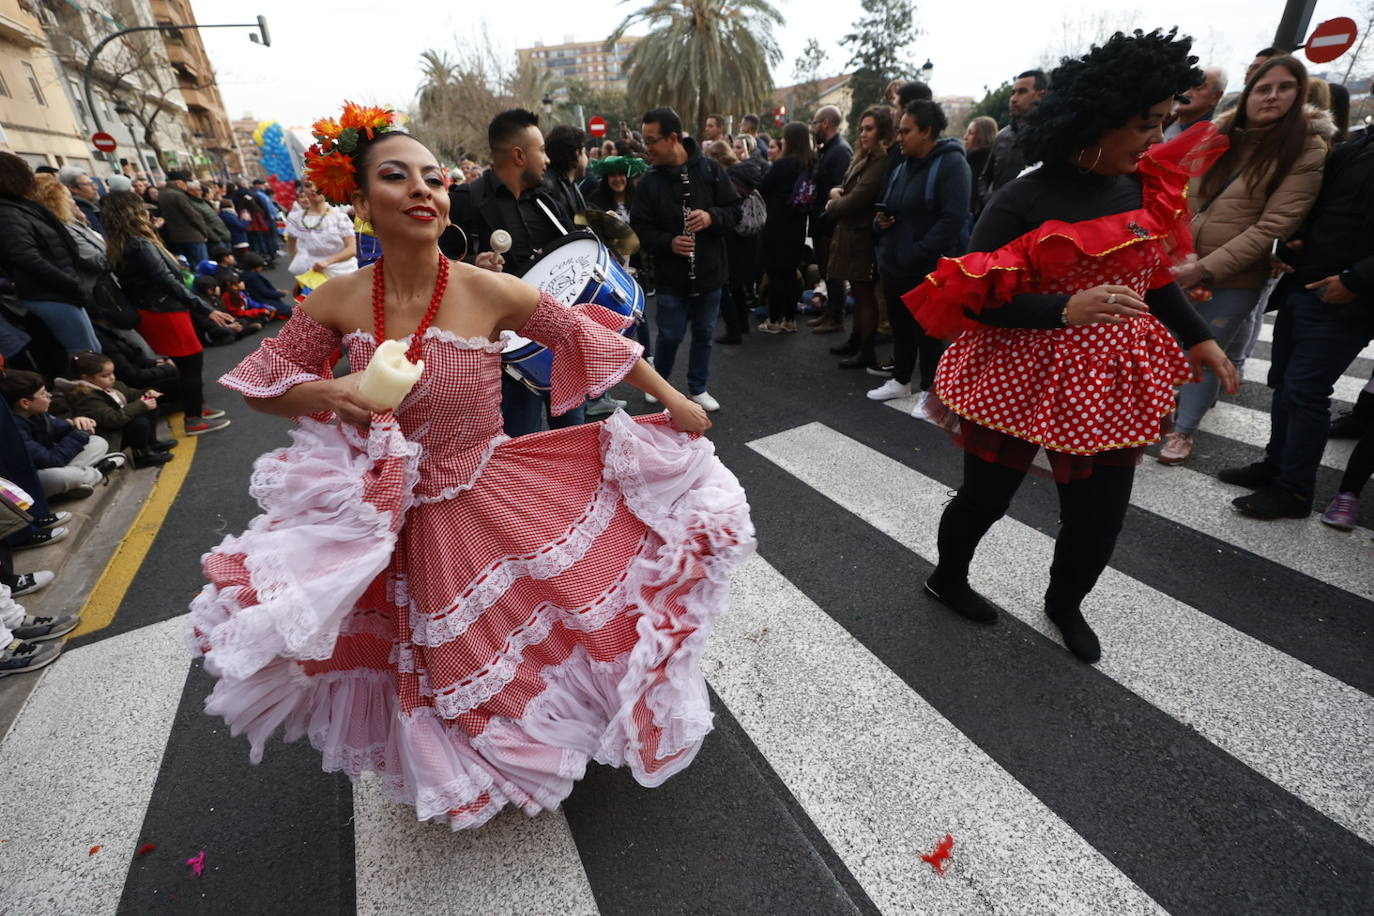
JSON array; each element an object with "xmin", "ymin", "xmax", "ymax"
[
  {"xmin": 925, "ymin": 568, "xmax": 999, "ymax": 624},
  {"xmin": 1046, "ymin": 602, "xmax": 1101, "ymax": 662}
]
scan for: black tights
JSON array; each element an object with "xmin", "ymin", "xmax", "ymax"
[
  {"xmin": 846, "ymin": 280, "xmax": 879, "ymax": 363},
  {"xmin": 171, "ymin": 351, "xmax": 204, "ymax": 419},
  {"xmin": 124, "ymin": 412, "xmax": 158, "ymax": 453},
  {"xmin": 935, "ymin": 451, "xmax": 1136, "ymax": 611},
  {"xmin": 766, "ymin": 268, "xmax": 801, "ymax": 322}
]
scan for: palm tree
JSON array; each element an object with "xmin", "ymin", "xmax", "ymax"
[
  {"xmin": 416, "ymin": 50, "xmax": 459, "ymax": 124},
  {"xmin": 607, "ymin": 0, "xmax": 782, "ymax": 137}
]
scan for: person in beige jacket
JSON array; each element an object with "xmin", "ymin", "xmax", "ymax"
[
  {"xmin": 1160, "ymin": 55, "xmax": 1333, "ymax": 464},
  {"xmin": 826, "ymin": 105, "xmax": 896, "ymax": 372}
]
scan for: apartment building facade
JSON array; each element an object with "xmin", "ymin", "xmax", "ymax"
[{"xmin": 517, "ymin": 35, "xmax": 641, "ymax": 94}]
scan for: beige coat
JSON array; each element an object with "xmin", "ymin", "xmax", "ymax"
[
  {"xmin": 1189, "ymin": 106, "xmax": 1334, "ymax": 289},
  {"xmin": 826, "ymin": 151, "xmax": 895, "ymax": 282}
]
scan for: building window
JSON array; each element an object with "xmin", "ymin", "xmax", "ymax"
[
  {"xmin": 0, "ymin": 68, "xmax": 10, "ymax": 98},
  {"xmin": 22, "ymin": 62, "xmax": 45, "ymax": 106}
]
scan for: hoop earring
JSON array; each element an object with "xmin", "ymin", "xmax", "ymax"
[
  {"xmin": 357, "ymin": 218, "xmax": 374, "ymax": 235},
  {"xmin": 1075, "ymin": 146, "xmax": 1103, "ymax": 174}
]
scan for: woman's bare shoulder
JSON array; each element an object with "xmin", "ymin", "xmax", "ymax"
[{"xmin": 449, "ymin": 261, "xmax": 540, "ymax": 318}]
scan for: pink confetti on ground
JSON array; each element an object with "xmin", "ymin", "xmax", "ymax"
[{"xmin": 185, "ymin": 851, "xmax": 205, "ymax": 876}]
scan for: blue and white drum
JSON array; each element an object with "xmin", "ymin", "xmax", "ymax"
[{"xmin": 503, "ymin": 232, "xmax": 645, "ymax": 393}]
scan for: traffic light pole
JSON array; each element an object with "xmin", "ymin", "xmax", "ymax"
[
  {"xmin": 1273, "ymin": 0, "xmax": 1318, "ymax": 52},
  {"xmin": 82, "ymin": 16, "xmax": 270, "ymax": 136}
]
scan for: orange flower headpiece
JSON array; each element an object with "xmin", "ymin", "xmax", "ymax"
[{"xmin": 304, "ymin": 102, "xmax": 399, "ymax": 205}]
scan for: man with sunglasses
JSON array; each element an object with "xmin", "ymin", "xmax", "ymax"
[{"xmin": 631, "ymin": 106, "xmax": 743, "ymax": 413}]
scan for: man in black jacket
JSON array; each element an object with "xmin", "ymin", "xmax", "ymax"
[
  {"xmin": 980, "ymin": 69, "xmax": 1046, "ymax": 203},
  {"xmin": 808, "ymin": 105, "xmax": 853, "ymax": 334},
  {"xmin": 443, "ymin": 108, "xmax": 585, "ymax": 435},
  {"xmin": 631, "ymin": 107, "xmax": 742, "ymax": 412},
  {"xmin": 158, "ymin": 171, "xmax": 209, "ymax": 265},
  {"xmin": 1223, "ymin": 128, "xmax": 1374, "ymax": 518},
  {"xmin": 542, "ymin": 124, "xmax": 589, "ymax": 221}
]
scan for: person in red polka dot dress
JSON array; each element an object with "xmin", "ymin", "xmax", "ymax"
[
  {"xmin": 902, "ymin": 30, "xmax": 1238, "ymax": 663},
  {"xmin": 187, "ymin": 110, "xmax": 755, "ymax": 830}
]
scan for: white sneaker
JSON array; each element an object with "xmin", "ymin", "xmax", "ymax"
[
  {"xmin": 690, "ymin": 391, "xmax": 720, "ymax": 412},
  {"xmin": 910, "ymin": 391, "xmax": 940, "ymax": 423},
  {"xmin": 645, "ymin": 392, "xmax": 659, "ymax": 405},
  {"xmin": 866, "ymin": 379, "xmax": 911, "ymax": 401}
]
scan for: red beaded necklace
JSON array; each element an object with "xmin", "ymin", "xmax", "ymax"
[{"xmin": 371, "ymin": 252, "xmax": 449, "ymax": 363}]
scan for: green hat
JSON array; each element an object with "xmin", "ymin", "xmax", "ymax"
[{"xmin": 590, "ymin": 155, "xmax": 649, "ymax": 179}]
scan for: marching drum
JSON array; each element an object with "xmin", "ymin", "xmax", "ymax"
[{"xmin": 503, "ymin": 231, "xmax": 645, "ymax": 393}]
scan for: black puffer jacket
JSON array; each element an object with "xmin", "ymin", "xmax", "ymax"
[
  {"xmin": 92, "ymin": 323, "xmax": 180, "ymax": 391},
  {"xmin": 115, "ymin": 237, "xmax": 212, "ymax": 316},
  {"xmin": 0, "ymin": 195, "xmax": 95, "ymax": 305}
]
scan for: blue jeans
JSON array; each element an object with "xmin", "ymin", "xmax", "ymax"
[
  {"xmin": 171, "ymin": 241, "xmax": 208, "ymax": 266},
  {"xmin": 22, "ymin": 299, "xmax": 101, "ymax": 355},
  {"xmin": 1173, "ymin": 287, "xmax": 1262, "ymax": 434},
  {"xmin": 654, "ymin": 288, "xmax": 721, "ymax": 395},
  {"xmin": 500, "ymin": 372, "xmax": 585, "ymax": 437},
  {"xmin": 1263, "ymin": 286, "xmax": 1374, "ymax": 496}
]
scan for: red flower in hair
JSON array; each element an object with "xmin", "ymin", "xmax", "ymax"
[
  {"xmin": 339, "ymin": 102, "xmax": 394, "ymax": 139},
  {"xmin": 305, "ymin": 149, "xmax": 357, "ymax": 205}
]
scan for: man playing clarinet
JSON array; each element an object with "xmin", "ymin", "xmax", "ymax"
[{"xmin": 631, "ymin": 107, "xmax": 742, "ymax": 413}]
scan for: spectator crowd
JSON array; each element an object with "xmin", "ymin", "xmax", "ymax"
[{"xmin": 3, "ymin": 39, "xmax": 1373, "ymax": 679}]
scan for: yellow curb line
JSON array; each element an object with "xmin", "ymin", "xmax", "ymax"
[{"xmin": 66, "ymin": 414, "xmax": 198, "ymax": 639}]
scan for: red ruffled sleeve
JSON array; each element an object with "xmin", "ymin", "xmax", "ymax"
[
  {"xmin": 518, "ymin": 291, "xmax": 644, "ymax": 416},
  {"xmin": 904, "ymin": 123, "xmax": 1229, "ymax": 340},
  {"xmin": 220, "ymin": 309, "xmax": 342, "ymax": 422}
]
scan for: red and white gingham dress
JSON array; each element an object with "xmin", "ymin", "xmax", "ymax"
[{"xmin": 189, "ymin": 293, "xmax": 755, "ymax": 830}]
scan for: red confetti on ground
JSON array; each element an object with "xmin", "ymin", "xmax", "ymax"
[
  {"xmin": 136, "ymin": 843, "xmax": 157, "ymax": 856},
  {"xmin": 920, "ymin": 834, "xmax": 955, "ymax": 874},
  {"xmin": 88, "ymin": 845, "xmax": 102, "ymax": 856},
  {"xmin": 185, "ymin": 850, "xmax": 205, "ymax": 876}
]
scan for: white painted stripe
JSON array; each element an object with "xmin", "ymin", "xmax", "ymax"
[
  {"xmin": 1256, "ymin": 322, "xmax": 1374, "ymax": 364},
  {"xmin": 0, "ymin": 615, "xmax": 192, "ymax": 916},
  {"xmin": 1309, "ymin": 33, "xmax": 1354, "ymax": 47},
  {"xmin": 749, "ymin": 423, "xmax": 1374, "ymax": 845},
  {"xmin": 709, "ymin": 556, "xmax": 1165, "ymax": 915},
  {"xmin": 1198, "ymin": 400, "xmax": 1355, "ymax": 470},
  {"xmin": 1244, "ymin": 357, "xmax": 1364, "ymax": 403},
  {"xmin": 889, "ymin": 393, "xmax": 1358, "ymax": 471},
  {"xmin": 881, "ymin": 396, "xmax": 1372, "ymax": 599},
  {"xmin": 353, "ymin": 774, "xmax": 598, "ymax": 915}
]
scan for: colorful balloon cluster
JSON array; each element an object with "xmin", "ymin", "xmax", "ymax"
[{"xmin": 253, "ymin": 120, "xmax": 296, "ymax": 182}]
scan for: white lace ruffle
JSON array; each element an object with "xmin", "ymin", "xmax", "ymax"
[
  {"xmin": 407, "ymin": 474, "xmax": 622, "ymax": 647},
  {"xmin": 410, "ymin": 432, "xmax": 509, "ymax": 504},
  {"xmin": 189, "ymin": 419, "xmax": 421, "ymax": 680}
]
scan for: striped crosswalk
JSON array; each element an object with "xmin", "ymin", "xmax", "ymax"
[{"xmin": 2, "ymin": 364, "xmax": 1371, "ymax": 914}]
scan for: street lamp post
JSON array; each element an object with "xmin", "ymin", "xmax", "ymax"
[
  {"xmin": 113, "ymin": 100, "xmax": 145, "ymax": 177},
  {"xmin": 82, "ymin": 16, "xmax": 270, "ymax": 136}
]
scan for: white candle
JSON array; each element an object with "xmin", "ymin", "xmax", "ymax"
[
  {"xmin": 490, "ymin": 229, "xmax": 512, "ymax": 254},
  {"xmin": 357, "ymin": 339, "xmax": 424, "ymax": 409}
]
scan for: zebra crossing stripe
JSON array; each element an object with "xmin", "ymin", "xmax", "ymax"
[
  {"xmin": 0, "ymin": 615, "xmax": 192, "ymax": 914},
  {"xmin": 880, "ymin": 397, "xmax": 1374, "ymax": 601},
  {"xmin": 1199, "ymin": 400, "xmax": 1356, "ymax": 471},
  {"xmin": 353, "ymin": 773, "xmax": 599, "ymax": 915},
  {"xmin": 708, "ymin": 556, "xmax": 1165, "ymax": 914},
  {"xmin": 1244, "ymin": 357, "xmax": 1364, "ymax": 403},
  {"xmin": 1258, "ymin": 322, "xmax": 1374, "ymax": 364},
  {"xmin": 748, "ymin": 423, "xmax": 1374, "ymax": 845}
]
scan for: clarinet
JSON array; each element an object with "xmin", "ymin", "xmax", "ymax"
[{"xmin": 680, "ymin": 167, "xmax": 696, "ymax": 293}]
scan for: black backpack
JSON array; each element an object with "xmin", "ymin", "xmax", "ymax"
[{"xmin": 87, "ymin": 271, "xmax": 140, "ymax": 330}]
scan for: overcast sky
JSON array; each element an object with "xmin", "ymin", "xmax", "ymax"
[{"xmin": 190, "ymin": 0, "xmax": 1370, "ymax": 130}]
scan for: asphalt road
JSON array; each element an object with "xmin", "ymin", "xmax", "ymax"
[{"xmin": 2, "ymin": 284, "xmax": 1371, "ymax": 916}]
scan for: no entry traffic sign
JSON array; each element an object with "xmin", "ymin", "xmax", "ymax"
[
  {"xmin": 588, "ymin": 116, "xmax": 608, "ymax": 138},
  {"xmin": 1306, "ymin": 17, "xmax": 1358, "ymax": 64},
  {"xmin": 91, "ymin": 131, "xmax": 117, "ymax": 153}
]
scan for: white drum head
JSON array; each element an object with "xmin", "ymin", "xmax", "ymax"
[{"xmin": 522, "ymin": 238, "xmax": 602, "ymax": 306}]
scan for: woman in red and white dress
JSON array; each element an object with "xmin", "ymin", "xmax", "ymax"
[
  {"xmin": 189, "ymin": 105, "xmax": 754, "ymax": 829},
  {"xmin": 903, "ymin": 30, "xmax": 1237, "ymax": 663}
]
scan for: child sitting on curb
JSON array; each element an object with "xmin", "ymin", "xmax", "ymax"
[
  {"xmin": 217, "ymin": 268, "xmax": 273, "ymax": 323},
  {"xmin": 0, "ymin": 369, "xmax": 124, "ymax": 498},
  {"xmin": 238, "ymin": 252, "xmax": 292, "ymax": 319},
  {"xmin": 66, "ymin": 352, "xmax": 175, "ymax": 469}
]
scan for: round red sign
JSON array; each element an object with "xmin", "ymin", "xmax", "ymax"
[
  {"xmin": 588, "ymin": 116, "xmax": 608, "ymax": 138},
  {"xmin": 91, "ymin": 132, "xmax": 117, "ymax": 153},
  {"xmin": 1306, "ymin": 17, "xmax": 1358, "ymax": 64}
]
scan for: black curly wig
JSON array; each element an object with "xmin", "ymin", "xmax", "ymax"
[{"xmin": 1017, "ymin": 28, "xmax": 1201, "ymax": 166}]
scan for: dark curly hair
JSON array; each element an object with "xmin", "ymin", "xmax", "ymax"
[{"xmin": 1017, "ymin": 28, "xmax": 1201, "ymax": 166}]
